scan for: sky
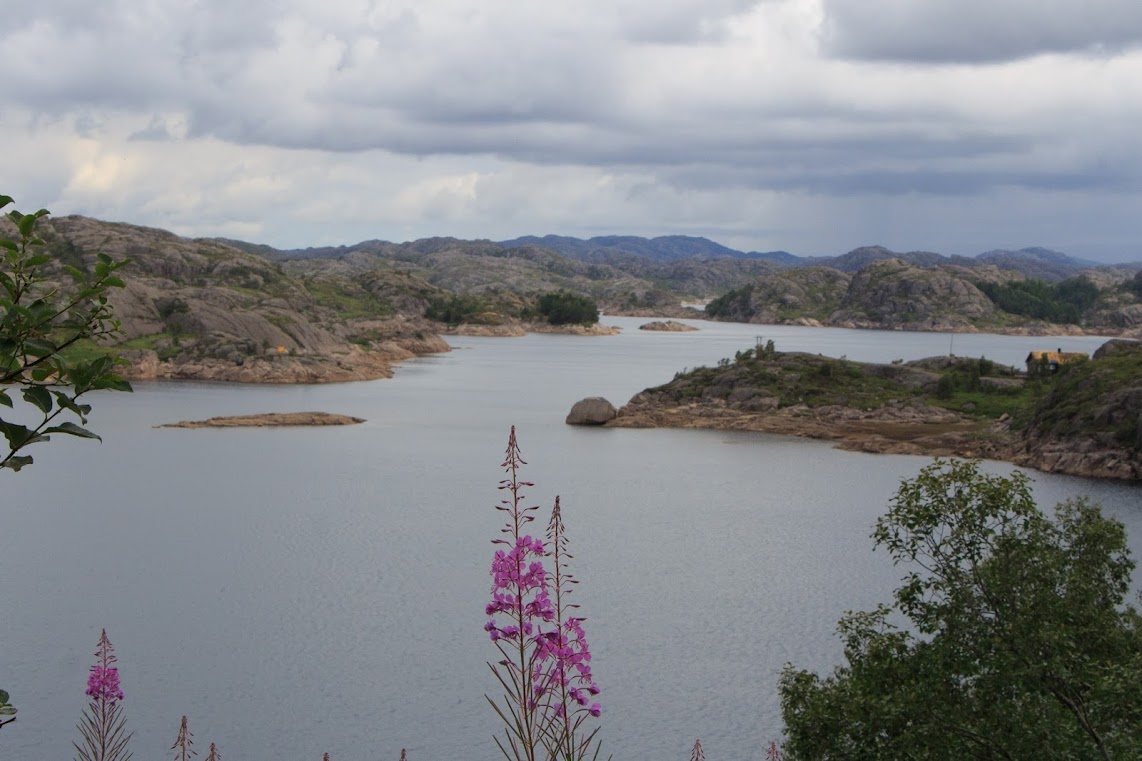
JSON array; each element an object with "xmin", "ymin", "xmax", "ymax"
[{"xmin": 3, "ymin": 0, "xmax": 1142, "ymax": 262}]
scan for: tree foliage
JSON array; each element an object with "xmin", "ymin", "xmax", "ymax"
[
  {"xmin": 536, "ymin": 292, "xmax": 599, "ymax": 326},
  {"xmin": 704, "ymin": 284, "xmax": 754, "ymax": 321},
  {"xmin": 425, "ymin": 293, "xmax": 487, "ymax": 325},
  {"xmin": 978, "ymin": 277, "xmax": 1100, "ymax": 324},
  {"xmin": 1128, "ymin": 271, "xmax": 1142, "ymax": 299},
  {"xmin": 780, "ymin": 460, "xmax": 1142, "ymax": 760},
  {"xmin": 0, "ymin": 194, "xmax": 132, "ymax": 471}
]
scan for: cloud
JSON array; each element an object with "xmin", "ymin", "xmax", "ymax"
[
  {"xmin": 2, "ymin": 0, "xmax": 1142, "ymax": 261},
  {"xmin": 821, "ymin": 0, "xmax": 1142, "ymax": 63}
]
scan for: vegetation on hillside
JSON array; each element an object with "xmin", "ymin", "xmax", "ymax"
[
  {"xmin": 645, "ymin": 342, "xmax": 1028, "ymax": 419},
  {"xmin": 536, "ymin": 291, "xmax": 599, "ymax": 326},
  {"xmin": 704, "ymin": 283, "xmax": 756, "ymax": 320},
  {"xmin": 1024, "ymin": 341, "xmax": 1142, "ymax": 450},
  {"xmin": 627, "ymin": 339, "xmax": 1142, "ymax": 481},
  {"xmin": 704, "ymin": 258, "xmax": 1141, "ymax": 332},
  {"xmin": 978, "ymin": 276, "xmax": 1100, "ymax": 324}
]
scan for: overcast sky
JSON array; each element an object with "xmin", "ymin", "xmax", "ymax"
[{"xmin": 3, "ymin": 0, "xmax": 1142, "ymax": 261}]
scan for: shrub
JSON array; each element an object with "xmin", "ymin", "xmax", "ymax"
[{"xmin": 535, "ymin": 292, "xmax": 599, "ymax": 326}]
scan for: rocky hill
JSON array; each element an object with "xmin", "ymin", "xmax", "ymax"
[
  {"xmin": 222, "ymin": 231, "xmax": 1141, "ymax": 330},
  {"xmin": 26, "ymin": 214, "xmax": 1142, "ymax": 386},
  {"xmin": 606, "ymin": 340, "xmax": 1141, "ymax": 481},
  {"xmin": 977, "ymin": 247, "xmax": 1102, "ymax": 282},
  {"xmin": 830, "ymin": 259, "xmax": 998, "ymax": 329},
  {"xmin": 498, "ymin": 236, "xmax": 1123, "ymax": 280},
  {"xmin": 706, "ymin": 257, "xmax": 1142, "ymax": 336},
  {"xmin": 1014, "ymin": 339, "xmax": 1142, "ymax": 478},
  {"xmin": 39, "ymin": 216, "xmax": 449, "ymax": 383}
]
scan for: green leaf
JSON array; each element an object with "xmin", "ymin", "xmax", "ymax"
[
  {"xmin": 1, "ymin": 455, "xmax": 33, "ymax": 471},
  {"xmin": 16, "ymin": 213, "xmax": 38, "ymax": 237},
  {"xmin": 93, "ymin": 376, "xmax": 133, "ymax": 393},
  {"xmin": 0, "ymin": 390, "xmax": 10, "ymax": 408},
  {"xmin": 0, "ymin": 420, "xmax": 33, "ymax": 449},
  {"xmin": 21, "ymin": 385, "xmax": 52, "ymax": 414},
  {"xmin": 43, "ymin": 421, "xmax": 101, "ymax": 441},
  {"xmin": 24, "ymin": 338, "xmax": 57, "ymax": 357},
  {"xmin": 0, "ymin": 690, "xmax": 8, "ymax": 703}
]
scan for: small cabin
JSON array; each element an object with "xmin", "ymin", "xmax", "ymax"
[{"xmin": 1026, "ymin": 348, "xmax": 1087, "ymax": 375}]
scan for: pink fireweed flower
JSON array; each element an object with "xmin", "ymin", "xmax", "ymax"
[
  {"xmin": 74, "ymin": 629, "xmax": 133, "ymax": 761},
  {"xmin": 85, "ymin": 665, "xmax": 124, "ymax": 704},
  {"xmin": 485, "ymin": 429, "xmax": 603, "ymax": 761}
]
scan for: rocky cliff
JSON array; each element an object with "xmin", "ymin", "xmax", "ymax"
[
  {"xmin": 831, "ymin": 259, "xmax": 998, "ymax": 329},
  {"xmin": 706, "ymin": 257, "xmax": 1142, "ymax": 337},
  {"xmin": 39, "ymin": 216, "xmax": 449, "ymax": 383}
]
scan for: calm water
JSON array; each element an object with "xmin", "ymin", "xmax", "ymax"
[{"xmin": 1, "ymin": 317, "xmax": 1138, "ymax": 761}]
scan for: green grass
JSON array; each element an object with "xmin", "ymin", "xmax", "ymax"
[
  {"xmin": 304, "ymin": 279, "xmax": 392, "ymax": 319},
  {"xmin": 58, "ymin": 333, "xmax": 170, "ymax": 363},
  {"xmin": 932, "ymin": 387, "xmax": 1037, "ymax": 419}
]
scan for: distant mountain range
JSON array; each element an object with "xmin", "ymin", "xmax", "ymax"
[
  {"xmin": 497, "ymin": 236, "xmax": 1125, "ymax": 282},
  {"xmin": 222, "ymin": 230, "xmax": 1135, "ymax": 284}
]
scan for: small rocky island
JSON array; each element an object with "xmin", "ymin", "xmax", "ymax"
[
  {"xmin": 574, "ymin": 339, "xmax": 1142, "ymax": 481},
  {"xmin": 639, "ymin": 320, "xmax": 698, "ymax": 332},
  {"xmin": 159, "ymin": 412, "xmax": 365, "ymax": 428}
]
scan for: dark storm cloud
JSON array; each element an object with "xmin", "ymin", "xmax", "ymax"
[{"xmin": 822, "ymin": 0, "xmax": 1142, "ymax": 63}]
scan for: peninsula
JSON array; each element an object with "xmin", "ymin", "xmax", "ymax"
[{"xmin": 605, "ymin": 339, "xmax": 1142, "ymax": 481}]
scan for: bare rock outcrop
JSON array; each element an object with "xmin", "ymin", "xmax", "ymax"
[
  {"xmin": 530, "ymin": 323, "xmax": 621, "ymax": 336},
  {"xmin": 639, "ymin": 320, "xmax": 698, "ymax": 332},
  {"xmin": 831, "ymin": 259, "xmax": 997, "ymax": 328},
  {"xmin": 159, "ymin": 412, "xmax": 365, "ymax": 428}
]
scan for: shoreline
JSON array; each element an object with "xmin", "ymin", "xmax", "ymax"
[{"xmin": 608, "ymin": 403, "xmax": 1139, "ymax": 482}]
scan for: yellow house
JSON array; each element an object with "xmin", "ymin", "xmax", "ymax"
[{"xmin": 1026, "ymin": 349, "xmax": 1087, "ymax": 374}]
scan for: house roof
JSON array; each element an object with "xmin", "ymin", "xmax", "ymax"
[{"xmin": 1026, "ymin": 350, "xmax": 1088, "ymax": 363}]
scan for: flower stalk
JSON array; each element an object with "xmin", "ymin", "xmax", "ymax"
[
  {"xmin": 485, "ymin": 427, "xmax": 603, "ymax": 761},
  {"xmin": 74, "ymin": 629, "xmax": 133, "ymax": 761}
]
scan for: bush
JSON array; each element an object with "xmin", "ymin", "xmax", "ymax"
[
  {"xmin": 705, "ymin": 285, "xmax": 754, "ymax": 321},
  {"xmin": 536, "ymin": 291, "xmax": 599, "ymax": 325},
  {"xmin": 424, "ymin": 294, "xmax": 486, "ymax": 325},
  {"xmin": 979, "ymin": 276, "xmax": 1100, "ymax": 324}
]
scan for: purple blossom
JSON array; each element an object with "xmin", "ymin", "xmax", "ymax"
[
  {"xmin": 85, "ymin": 666, "xmax": 124, "ymax": 704},
  {"xmin": 74, "ymin": 629, "xmax": 133, "ymax": 761},
  {"xmin": 485, "ymin": 428, "xmax": 602, "ymax": 761}
]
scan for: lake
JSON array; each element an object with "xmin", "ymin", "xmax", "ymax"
[{"xmin": 1, "ymin": 317, "xmax": 1138, "ymax": 761}]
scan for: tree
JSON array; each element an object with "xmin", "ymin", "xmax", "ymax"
[
  {"xmin": 535, "ymin": 292, "xmax": 599, "ymax": 326},
  {"xmin": 779, "ymin": 460, "xmax": 1142, "ymax": 760},
  {"xmin": 1, "ymin": 195, "xmax": 131, "ymax": 729},
  {"xmin": 0, "ymin": 195, "xmax": 131, "ymax": 472}
]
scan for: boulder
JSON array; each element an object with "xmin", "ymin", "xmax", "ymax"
[{"xmin": 566, "ymin": 397, "xmax": 618, "ymax": 425}]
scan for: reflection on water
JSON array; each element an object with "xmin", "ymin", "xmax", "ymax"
[{"xmin": 0, "ymin": 318, "xmax": 1135, "ymax": 761}]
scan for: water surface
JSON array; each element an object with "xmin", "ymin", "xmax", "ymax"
[{"xmin": 1, "ymin": 318, "xmax": 1136, "ymax": 761}]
